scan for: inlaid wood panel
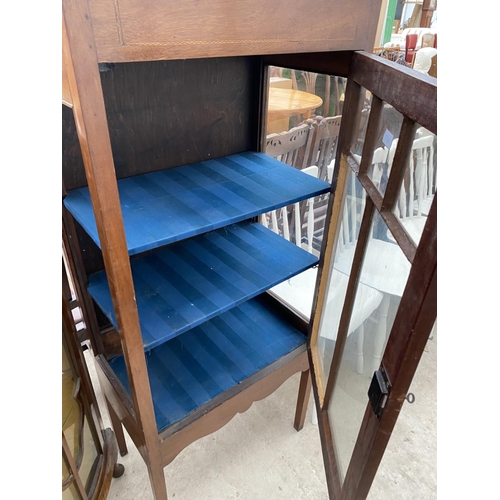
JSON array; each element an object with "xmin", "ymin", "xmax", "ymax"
[{"xmin": 88, "ymin": 0, "xmax": 381, "ymax": 62}]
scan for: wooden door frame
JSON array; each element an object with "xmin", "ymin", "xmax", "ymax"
[
  {"xmin": 62, "ymin": 1, "xmax": 168, "ymax": 496},
  {"xmin": 307, "ymin": 51, "xmax": 437, "ymax": 499}
]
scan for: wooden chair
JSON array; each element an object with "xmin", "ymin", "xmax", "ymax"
[
  {"xmin": 301, "ymin": 71, "xmax": 318, "ymax": 95},
  {"xmin": 306, "ymin": 115, "xmax": 342, "ymax": 182},
  {"xmin": 392, "ymin": 129, "xmax": 436, "ymax": 219},
  {"xmin": 353, "ymin": 106, "xmax": 371, "ymax": 155},
  {"xmin": 260, "ymin": 165, "xmax": 319, "ymax": 253},
  {"xmin": 373, "ymin": 46, "xmax": 401, "ymax": 62},
  {"xmin": 292, "ymin": 70, "xmax": 334, "ymax": 118},
  {"xmin": 287, "ymin": 115, "xmax": 341, "ymax": 249},
  {"xmin": 300, "ymin": 71, "xmax": 320, "ymax": 115},
  {"xmin": 421, "ymin": 32, "xmax": 435, "ymax": 48},
  {"xmin": 405, "ymin": 34, "xmax": 418, "ymax": 64},
  {"xmin": 386, "ymin": 129, "xmax": 436, "ymax": 244},
  {"xmin": 289, "ymin": 70, "xmax": 345, "ymax": 121},
  {"xmin": 265, "ymin": 122, "xmax": 314, "ymax": 170},
  {"xmin": 413, "ymin": 129, "xmax": 436, "ymax": 218},
  {"xmin": 351, "ymin": 146, "xmax": 388, "ymax": 191}
]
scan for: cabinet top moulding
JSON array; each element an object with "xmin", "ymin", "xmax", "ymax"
[{"xmin": 87, "ymin": 0, "xmax": 382, "ymax": 63}]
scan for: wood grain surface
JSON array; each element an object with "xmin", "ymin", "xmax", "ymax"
[{"xmin": 88, "ymin": 0, "xmax": 381, "ymax": 62}]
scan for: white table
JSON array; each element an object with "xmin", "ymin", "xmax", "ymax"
[{"xmin": 271, "ymin": 262, "xmax": 384, "ymax": 376}]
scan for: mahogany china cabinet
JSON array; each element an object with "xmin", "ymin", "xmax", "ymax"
[{"xmin": 62, "ymin": 0, "xmax": 436, "ymax": 498}]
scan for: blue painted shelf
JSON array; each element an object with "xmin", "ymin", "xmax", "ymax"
[
  {"xmin": 64, "ymin": 151, "xmax": 330, "ymax": 255},
  {"xmin": 88, "ymin": 221, "xmax": 317, "ymax": 352},
  {"xmin": 108, "ymin": 295, "xmax": 307, "ymax": 433}
]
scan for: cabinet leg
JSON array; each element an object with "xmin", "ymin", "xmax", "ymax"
[
  {"xmin": 147, "ymin": 462, "xmax": 169, "ymax": 500},
  {"xmin": 106, "ymin": 397, "xmax": 128, "ymax": 457},
  {"xmin": 113, "ymin": 463, "xmax": 125, "ymax": 478},
  {"xmin": 294, "ymin": 369, "xmax": 312, "ymax": 431}
]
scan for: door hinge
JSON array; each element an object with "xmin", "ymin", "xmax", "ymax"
[{"xmin": 368, "ymin": 364, "xmax": 391, "ymax": 420}]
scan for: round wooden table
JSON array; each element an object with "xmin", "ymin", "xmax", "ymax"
[{"xmin": 267, "ymin": 87, "xmax": 323, "ymax": 122}]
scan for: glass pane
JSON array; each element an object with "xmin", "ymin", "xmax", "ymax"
[
  {"xmin": 350, "ymin": 87, "xmax": 372, "ymax": 158},
  {"xmin": 327, "ymin": 210, "xmax": 412, "ymax": 483},
  {"xmin": 264, "ymin": 67, "xmax": 345, "ymax": 186},
  {"xmin": 264, "ymin": 68, "xmax": 347, "ymax": 316},
  {"xmin": 391, "ymin": 127, "xmax": 437, "ymax": 246},
  {"xmin": 349, "ymin": 96, "xmax": 404, "ymax": 198},
  {"xmin": 266, "ymin": 67, "xmax": 346, "ymax": 136},
  {"xmin": 367, "ymin": 104, "xmax": 404, "ymax": 196},
  {"xmin": 316, "ymin": 172, "xmax": 366, "ymax": 386},
  {"xmin": 368, "ymin": 322, "xmax": 437, "ymax": 499}
]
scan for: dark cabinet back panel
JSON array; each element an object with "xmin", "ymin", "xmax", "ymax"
[{"xmin": 63, "ymin": 56, "xmax": 261, "ymax": 190}]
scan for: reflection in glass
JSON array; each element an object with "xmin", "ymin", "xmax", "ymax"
[
  {"xmin": 350, "ymin": 99, "xmax": 404, "ymax": 198},
  {"xmin": 264, "ymin": 68, "xmax": 348, "ymax": 318},
  {"xmin": 368, "ymin": 321, "xmax": 437, "ymax": 499},
  {"xmin": 368, "ymin": 104, "xmax": 404, "ymax": 197},
  {"xmin": 317, "ymin": 264, "xmax": 351, "ymax": 386},
  {"xmin": 391, "ymin": 127, "xmax": 437, "ymax": 246},
  {"xmin": 317, "ymin": 173, "xmax": 378, "ymax": 388},
  {"xmin": 351, "ymin": 87, "xmax": 372, "ymax": 157},
  {"xmin": 266, "ymin": 66, "xmax": 346, "ymax": 135},
  {"xmin": 327, "ymin": 210, "xmax": 411, "ymax": 482}
]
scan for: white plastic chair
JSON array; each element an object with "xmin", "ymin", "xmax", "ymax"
[
  {"xmin": 264, "ymin": 166, "xmax": 385, "ymax": 425},
  {"xmin": 260, "ymin": 165, "xmax": 319, "ymax": 253},
  {"xmin": 262, "ymin": 164, "xmax": 387, "ymax": 414},
  {"xmin": 387, "ymin": 129, "xmax": 435, "ymax": 244}
]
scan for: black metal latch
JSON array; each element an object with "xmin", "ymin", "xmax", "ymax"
[{"xmin": 368, "ymin": 364, "xmax": 391, "ymax": 420}]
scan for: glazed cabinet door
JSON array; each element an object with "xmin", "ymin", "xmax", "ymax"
[{"xmin": 308, "ymin": 51, "xmax": 437, "ymax": 500}]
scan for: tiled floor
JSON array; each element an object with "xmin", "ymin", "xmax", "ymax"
[{"xmin": 85, "ymin": 328, "xmax": 436, "ymax": 499}]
